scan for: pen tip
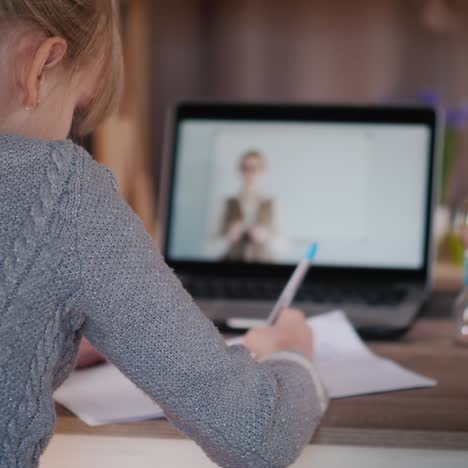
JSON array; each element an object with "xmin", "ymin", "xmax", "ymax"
[{"xmin": 306, "ymin": 243, "xmax": 318, "ymax": 261}]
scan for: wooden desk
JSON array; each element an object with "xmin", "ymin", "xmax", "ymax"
[{"xmin": 55, "ymin": 318, "xmax": 468, "ymax": 450}]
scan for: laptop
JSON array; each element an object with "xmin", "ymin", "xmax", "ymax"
[{"xmin": 159, "ymin": 102, "xmax": 440, "ymax": 337}]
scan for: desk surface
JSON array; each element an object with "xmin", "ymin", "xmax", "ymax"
[
  {"xmin": 55, "ymin": 317, "xmax": 468, "ymax": 450},
  {"xmin": 42, "ymin": 435, "xmax": 468, "ymax": 468}
]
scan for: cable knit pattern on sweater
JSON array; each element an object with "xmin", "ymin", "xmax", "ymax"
[{"xmin": 0, "ymin": 135, "xmax": 327, "ymax": 468}]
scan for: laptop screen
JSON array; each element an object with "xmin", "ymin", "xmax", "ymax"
[{"xmin": 166, "ymin": 114, "xmax": 433, "ymax": 271}]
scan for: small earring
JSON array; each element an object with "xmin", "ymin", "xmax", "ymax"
[{"xmin": 24, "ymin": 97, "xmax": 40, "ymax": 112}]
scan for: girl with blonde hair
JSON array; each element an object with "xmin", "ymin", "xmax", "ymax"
[{"xmin": 0, "ymin": 2, "xmax": 327, "ymax": 467}]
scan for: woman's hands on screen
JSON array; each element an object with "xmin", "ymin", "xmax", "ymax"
[
  {"xmin": 227, "ymin": 221, "xmax": 244, "ymax": 243},
  {"xmin": 249, "ymin": 225, "xmax": 269, "ymax": 243}
]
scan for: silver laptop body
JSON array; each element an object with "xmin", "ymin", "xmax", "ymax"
[{"xmin": 159, "ymin": 103, "xmax": 440, "ymax": 336}]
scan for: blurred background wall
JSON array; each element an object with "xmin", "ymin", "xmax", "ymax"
[{"xmin": 95, "ymin": 0, "xmax": 468, "ymax": 230}]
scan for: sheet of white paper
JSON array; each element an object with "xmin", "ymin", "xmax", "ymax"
[
  {"xmin": 55, "ymin": 310, "xmax": 435, "ymax": 426},
  {"xmin": 54, "ymin": 364, "xmax": 164, "ymax": 426},
  {"xmin": 309, "ymin": 311, "xmax": 436, "ymax": 398},
  {"xmin": 227, "ymin": 310, "xmax": 436, "ymax": 398}
]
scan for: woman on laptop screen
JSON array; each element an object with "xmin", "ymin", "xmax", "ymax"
[{"xmin": 217, "ymin": 150, "xmax": 286, "ymax": 262}]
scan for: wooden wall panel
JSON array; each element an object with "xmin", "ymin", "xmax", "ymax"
[
  {"xmin": 147, "ymin": 0, "xmax": 468, "ymax": 209},
  {"xmin": 94, "ymin": 0, "xmax": 156, "ymax": 235},
  {"xmin": 87, "ymin": 0, "xmax": 468, "ymax": 233}
]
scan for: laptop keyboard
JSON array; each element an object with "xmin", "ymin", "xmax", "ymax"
[{"xmin": 182, "ymin": 277, "xmax": 407, "ymax": 307}]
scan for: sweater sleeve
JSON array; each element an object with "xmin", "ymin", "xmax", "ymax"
[{"xmin": 73, "ymin": 148, "xmax": 328, "ymax": 468}]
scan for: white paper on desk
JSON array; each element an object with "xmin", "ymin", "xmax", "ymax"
[
  {"xmin": 227, "ymin": 310, "xmax": 436, "ymax": 398},
  {"xmin": 55, "ymin": 310, "xmax": 436, "ymax": 427},
  {"xmin": 308, "ymin": 310, "xmax": 436, "ymax": 398},
  {"xmin": 54, "ymin": 364, "xmax": 164, "ymax": 426}
]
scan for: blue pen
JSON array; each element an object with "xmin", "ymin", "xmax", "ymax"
[
  {"xmin": 226, "ymin": 243, "xmax": 318, "ymax": 346},
  {"xmin": 266, "ymin": 243, "xmax": 318, "ymax": 326}
]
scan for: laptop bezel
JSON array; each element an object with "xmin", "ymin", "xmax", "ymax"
[{"xmin": 159, "ymin": 102, "xmax": 439, "ymax": 288}]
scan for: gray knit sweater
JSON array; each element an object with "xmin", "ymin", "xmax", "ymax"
[{"xmin": 0, "ymin": 134, "xmax": 328, "ymax": 468}]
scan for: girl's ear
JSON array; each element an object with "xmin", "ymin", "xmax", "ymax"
[{"xmin": 23, "ymin": 37, "xmax": 68, "ymax": 110}]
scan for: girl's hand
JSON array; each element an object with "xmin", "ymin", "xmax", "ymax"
[
  {"xmin": 76, "ymin": 338, "xmax": 105, "ymax": 369},
  {"xmin": 243, "ymin": 308, "xmax": 313, "ymax": 361}
]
